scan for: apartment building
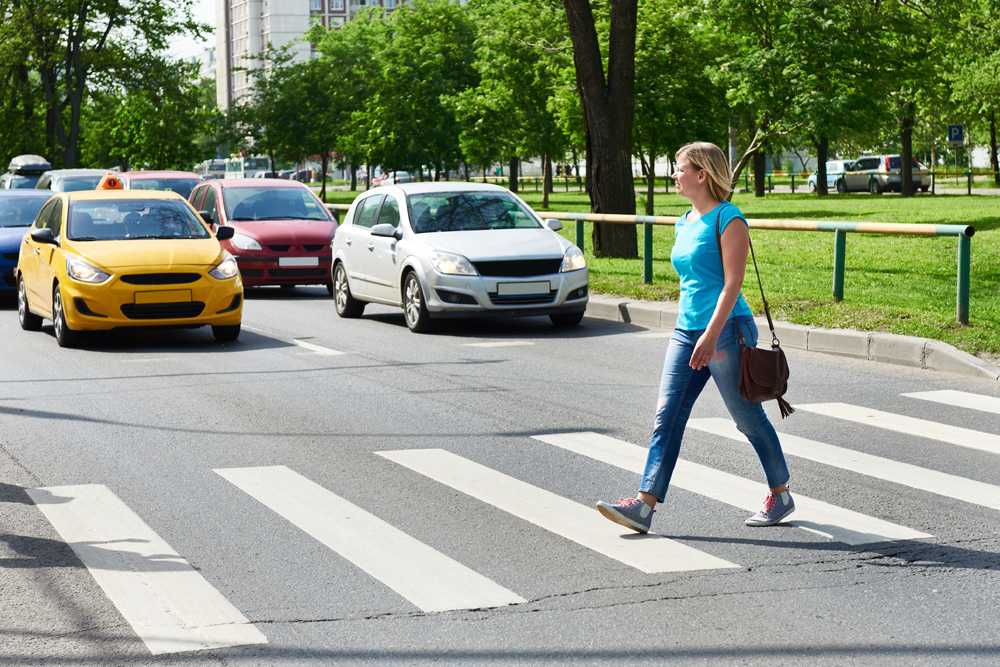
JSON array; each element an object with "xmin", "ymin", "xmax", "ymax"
[{"xmin": 216, "ymin": 0, "xmax": 403, "ymax": 110}]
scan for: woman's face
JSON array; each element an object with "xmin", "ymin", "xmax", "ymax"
[{"xmin": 671, "ymin": 158, "xmax": 705, "ymax": 199}]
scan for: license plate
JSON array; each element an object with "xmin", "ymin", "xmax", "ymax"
[
  {"xmin": 134, "ymin": 290, "xmax": 192, "ymax": 304},
  {"xmin": 278, "ymin": 257, "xmax": 319, "ymax": 267},
  {"xmin": 497, "ymin": 281, "xmax": 550, "ymax": 296}
]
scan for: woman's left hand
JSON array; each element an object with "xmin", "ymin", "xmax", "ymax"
[{"xmin": 690, "ymin": 330, "xmax": 719, "ymax": 370}]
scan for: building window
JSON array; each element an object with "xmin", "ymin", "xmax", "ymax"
[
  {"xmin": 383, "ymin": 0, "xmax": 396, "ymax": 8},
  {"xmin": 310, "ymin": 0, "xmax": 322, "ymax": 10},
  {"xmin": 330, "ymin": 0, "xmax": 343, "ymax": 9}
]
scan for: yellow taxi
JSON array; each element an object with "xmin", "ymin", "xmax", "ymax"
[{"xmin": 16, "ymin": 185, "xmax": 243, "ymax": 347}]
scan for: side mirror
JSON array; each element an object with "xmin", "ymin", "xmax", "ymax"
[
  {"xmin": 199, "ymin": 210, "xmax": 213, "ymax": 225},
  {"xmin": 215, "ymin": 225, "xmax": 235, "ymax": 241},
  {"xmin": 371, "ymin": 223, "xmax": 401, "ymax": 240},
  {"xmin": 30, "ymin": 227, "xmax": 57, "ymax": 245},
  {"xmin": 544, "ymin": 219, "xmax": 563, "ymax": 232}
]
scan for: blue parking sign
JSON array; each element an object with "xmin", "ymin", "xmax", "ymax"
[{"xmin": 948, "ymin": 125, "xmax": 964, "ymax": 145}]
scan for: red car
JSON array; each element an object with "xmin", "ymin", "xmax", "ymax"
[
  {"xmin": 188, "ymin": 179, "xmax": 338, "ymax": 291},
  {"xmin": 118, "ymin": 170, "xmax": 204, "ymax": 200}
]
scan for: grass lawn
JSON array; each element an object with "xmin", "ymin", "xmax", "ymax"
[{"xmin": 324, "ymin": 188, "xmax": 1000, "ymax": 361}]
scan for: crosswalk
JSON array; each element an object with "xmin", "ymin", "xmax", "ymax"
[{"xmin": 26, "ymin": 389, "xmax": 1000, "ymax": 655}]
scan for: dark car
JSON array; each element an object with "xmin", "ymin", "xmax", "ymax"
[
  {"xmin": 0, "ymin": 190, "xmax": 53, "ymax": 291},
  {"xmin": 1, "ymin": 155, "xmax": 53, "ymax": 190},
  {"xmin": 35, "ymin": 169, "xmax": 109, "ymax": 193},
  {"xmin": 188, "ymin": 179, "xmax": 338, "ymax": 292}
]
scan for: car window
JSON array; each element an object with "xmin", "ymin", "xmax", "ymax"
[
  {"xmin": 189, "ymin": 184, "xmax": 207, "ymax": 209},
  {"xmin": 375, "ymin": 196, "xmax": 400, "ymax": 228},
  {"xmin": 223, "ymin": 186, "xmax": 333, "ymax": 221},
  {"xmin": 0, "ymin": 196, "xmax": 49, "ymax": 227},
  {"xmin": 856, "ymin": 158, "xmax": 879, "ymax": 170},
  {"xmin": 201, "ymin": 187, "xmax": 218, "ymax": 220},
  {"xmin": 353, "ymin": 195, "xmax": 383, "ymax": 229},
  {"xmin": 406, "ymin": 192, "xmax": 541, "ymax": 234},
  {"xmin": 34, "ymin": 199, "xmax": 60, "ymax": 233},
  {"xmin": 129, "ymin": 178, "xmax": 200, "ymax": 199},
  {"xmin": 826, "ymin": 162, "xmax": 845, "ymax": 174},
  {"xmin": 66, "ymin": 199, "xmax": 211, "ymax": 241}
]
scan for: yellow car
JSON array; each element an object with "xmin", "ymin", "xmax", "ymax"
[{"xmin": 16, "ymin": 189, "xmax": 243, "ymax": 347}]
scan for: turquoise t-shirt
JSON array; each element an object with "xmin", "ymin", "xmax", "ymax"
[{"xmin": 670, "ymin": 201, "xmax": 753, "ymax": 331}]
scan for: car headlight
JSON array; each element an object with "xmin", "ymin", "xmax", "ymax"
[
  {"xmin": 561, "ymin": 246, "xmax": 586, "ymax": 272},
  {"xmin": 210, "ymin": 252, "xmax": 240, "ymax": 280},
  {"xmin": 430, "ymin": 251, "xmax": 478, "ymax": 276},
  {"xmin": 231, "ymin": 232, "xmax": 261, "ymax": 251},
  {"xmin": 66, "ymin": 256, "xmax": 111, "ymax": 283}
]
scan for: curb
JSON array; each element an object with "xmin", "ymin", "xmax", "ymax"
[{"xmin": 585, "ymin": 296, "xmax": 1000, "ymax": 382}]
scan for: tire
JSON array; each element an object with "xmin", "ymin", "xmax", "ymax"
[
  {"xmin": 52, "ymin": 284, "xmax": 80, "ymax": 348},
  {"xmin": 333, "ymin": 262, "xmax": 365, "ymax": 318},
  {"xmin": 920, "ymin": 185, "xmax": 929, "ymax": 193},
  {"xmin": 17, "ymin": 277, "xmax": 42, "ymax": 331},
  {"xmin": 869, "ymin": 178, "xmax": 882, "ymax": 195},
  {"xmin": 402, "ymin": 271, "xmax": 433, "ymax": 333},
  {"xmin": 212, "ymin": 324, "xmax": 241, "ymax": 342},
  {"xmin": 550, "ymin": 312, "xmax": 584, "ymax": 327},
  {"xmin": 808, "ymin": 181, "xmax": 816, "ymax": 193},
  {"xmin": 836, "ymin": 179, "xmax": 847, "ymax": 194},
  {"xmin": 326, "ymin": 281, "xmax": 334, "ymax": 297}
]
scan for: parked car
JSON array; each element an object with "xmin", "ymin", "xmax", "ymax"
[
  {"xmin": 188, "ymin": 179, "xmax": 338, "ymax": 292},
  {"xmin": 15, "ymin": 189, "xmax": 243, "ymax": 347},
  {"xmin": 118, "ymin": 170, "xmax": 203, "ymax": 199},
  {"xmin": 34, "ymin": 168, "xmax": 109, "ymax": 192},
  {"xmin": 331, "ymin": 182, "xmax": 589, "ymax": 332},
  {"xmin": 807, "ymin": 160, "xmax": 853, "ymax": 193},
  {"xmin": 0, "ymin": 191, "xmax": 53, "ymax": 291},
  {"xmin": 841, "ymin": 155, "xmax": 929, "ymax": 194},
  {"xmin": 1, "ymin": 155, "xmax": 53, "ymax": 190}
]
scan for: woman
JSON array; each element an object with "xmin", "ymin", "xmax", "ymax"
[{"xmin": 596, "ymin": 141, "xmax": 793, "ymax": 534}]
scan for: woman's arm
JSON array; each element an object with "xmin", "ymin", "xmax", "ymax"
[{"xmin": 689, "ymin": 217, "xmax": 750, "ymax": 369}]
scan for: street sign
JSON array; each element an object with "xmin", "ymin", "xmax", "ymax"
[{"xmin": 948, "ymin": 125, "xmax": 964, "ymax": 148}]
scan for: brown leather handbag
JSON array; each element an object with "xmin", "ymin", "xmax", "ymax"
[{"xmin": 716, "ymin": 206, "xmax": 794, "ymax": 418}]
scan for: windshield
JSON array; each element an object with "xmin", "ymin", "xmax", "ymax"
[
  {"xmin": 223, "ymin": 186, "xmax": 333, "ymax": 221},
  {"xmin": 406, "ymin": 192, "xmax": 541, "ymax": 233},
  {"xmin": 128, "ymin": 178, "xmax": 200, "ymax": 199},
  {"xmin": 66, "ymin": 199, "xmax": 211, "ymax": 241},
  {"xmin": 6, "ymin": 174, "xmax": 42, "ymax": 189},
  {"xmin": 54, "ymin": 175, "xmax": 105, "ymax": 192},
  {"xmin": 0, "ymin": 196, "xmax": 49, "ymax": 227}
]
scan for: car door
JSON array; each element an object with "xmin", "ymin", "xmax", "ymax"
[
  {"xmin": 338, "ymin": 194, "xmax": 382, "ymax": 299},
  {"xmin": 21, "ymin": 197, "xmax": 63, "ymax": 315},
  {"xmin": 846, "ymin": 157, "xmax": 879, "ymax": 191},
  {"xmin": 366, "ymin": 195, "xmax": 402, "ymax": 303}
]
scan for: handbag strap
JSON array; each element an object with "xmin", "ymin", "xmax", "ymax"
[{"xmin": 713, "ymin": 202, "xmax": 780, "ymax": 347}]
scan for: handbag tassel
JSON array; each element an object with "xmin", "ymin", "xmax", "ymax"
[{"xmin": 777, "ymin": 396, "xmax": 795, "ymax": 419}]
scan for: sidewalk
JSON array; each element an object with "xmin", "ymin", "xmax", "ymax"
[{"xmin": 585, "ymin": 295, "xmax": 1000, "ymax": 382}]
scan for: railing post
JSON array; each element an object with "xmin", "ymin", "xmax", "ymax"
[
  {"xmin": 791, "ymin": 172, "xmax": 795, "ymax": 194},
  {"xmin": 967, "ymin": 170, "xmax": 972, "ymax": 196},
  {"xmin": 957, "ymin": 233, "xmax": 970, "ymax": 324},
  {"xmin": 643, "ymin": 221, "xmax": 653, "ymax": 284},
  {"xmin": 931, "ymin": 171, "xmax": 936, "ymax": 195},
  {"xmin": 575, "ymin": 219, "xmax": 585, "ymax": 252},
  {"xmin": 833, "ymin": 229, "xmax": 846, "ymax": 301}
]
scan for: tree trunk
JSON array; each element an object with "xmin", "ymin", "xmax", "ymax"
[
  {"xmin": 990, "ymin": 111, "xmax": 999, "ymax": 186},
  {"xmin": 562, "ymin": 0, "xmax": 638, "ymax": 258},
  {"xmin": 753, "ymin": 149, "xmax": 766, "ymax": 197},
  {"xmin": 350, "ymin": 163, "xmax": 357, "ymax": 191},
  {"xmin": 645, "ymin": 149, "xmax": 655, "ymax": 215},
  {"xmin": 320, "ymin": 152, "xmax": 329, "ymax": 202},
  {"xmin": 899, "ymin": 101, "xmax": 915, "ymax": 197},
  {"xmin": 542, "ymin": 152, "xmax": 551, "ymax": 209},
  {"xmin": 816, "ymin": 136, "xmax": 829, "ymax": 197},
  {"xmin": 508, "ymin": 156, "xmax": 519, "ymax": 193}
]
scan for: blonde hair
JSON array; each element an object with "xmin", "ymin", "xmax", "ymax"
[{"xmin": 676, "ymin": 141, "xmax": 734, "ymax": 203}]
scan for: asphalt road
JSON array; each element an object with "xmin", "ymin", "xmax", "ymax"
[{"xmin": 1, "ymin": 287, "xmax": 999, "ymax": 666}]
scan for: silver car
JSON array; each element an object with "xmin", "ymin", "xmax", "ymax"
[{"xmin": 331, "ymin": 182, "xmax": 589, "ymax": 332}]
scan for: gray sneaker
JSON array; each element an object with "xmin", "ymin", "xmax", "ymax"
[
  {"xmin": 596, "ymin": 497, "xmax": 654, "ymax": 534},
  {"xmin": 745, "ymin": 489, "xmax": 795, "ymax": 526}
]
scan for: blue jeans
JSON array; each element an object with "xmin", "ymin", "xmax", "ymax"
[{"xmin": 639, "ymin": 316, "xmax": 790, "ymax": 502}]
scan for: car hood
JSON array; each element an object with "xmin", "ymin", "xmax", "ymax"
[
  {"xmin": 228, "ymin": 219, "xmax": 337, "ymax": 244},
  {"xmin": 417, "ymin": 228, "xmax": 569, "ymax": 261},
  {"xmin": 0, "ymin": 226, "xmax": 30, "ymax": 250},
  {"xmin": 67, "ymin": 239, "xmax": 224, "ymax": 270}
]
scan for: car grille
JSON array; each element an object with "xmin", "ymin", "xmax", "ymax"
[
  {"xmin": 489, "ymin": 290, "xmax": 558, "ymax": 306},
  {"xmin": 120, "ymin": 273, "xmax": 201, "ymax": 285},
  {"xmin": 271, "ymin": 268, "xmax": 327, "ymax": 278},
  {"xmin": 266, "ymin": 244, "xmax": 327, "ymax": 252},
  {"xmin": 473, "ymin": 259, "xmax": 562, "ymax": 277},
  {"xmin": 120, "ymin": 302, "xmax": 206, "ymax": 320}
]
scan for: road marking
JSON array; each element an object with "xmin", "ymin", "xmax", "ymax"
[
  {"xmin": 292, "ymin": 339, "xmax": 345, "ymax": 356},
  {"xmin": 462, "ymin": 341, "xmax": 535, "ymax": 348},
  {"xmin": 532, "ymin": 432, "xmax": 931, "ymax": 545},
  {"xmin": 26, "ymin": 485, "xmax": 267, "ymax": 656},
  {"xmin": 215, "ymin": 466, "xmax": 524, "ymax": 612},
  {"xmin": 902, "ymin": 390, "xmax": 1000, "ymax": 415},
  {"xmin": 377, "ymin": 449, "xmax": 738, "ymax": 574},
  {"xmin": 796, "ymin": 402, "xmax": 1000, "ymax": 456},
  {"xmin": 688, "ymin": 418, "xmax": 1000, "ymax": 512}
]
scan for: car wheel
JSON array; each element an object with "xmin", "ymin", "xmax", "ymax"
[
  {"xmin": 920, "ymin": 185, "xmax": 929, "ymax": 192},
  {"xmin": 402, "ymin": 271, "xmax": 433, "ymax": 333},
  {"xmin": 52, "ymin": 284, "xmax": 80, "ymax": 348},
  {"xmin": 17, "ymin": 277, "xmax": 42, "ymax": 331},
  {"xmin": 808, "ymin": 182, "xmax": 816, "ymax": 193},
  {"xmin": 836, "ymin": 179, "xmax": 847, "ymax": 194},
  {"xmin": 333, "ymin": 262, "xmax": 365, "ymax": 318},
  {"xmin": 869, "ymin": 178, "xmax": 882, "ymax": 195},
  {"xmin": 550, "ymin": 312, "xmax": 584, "ymax": 327},
  {"xmin": 212, "ymin": 324, "xmax": 241, "ymax": 342},
  {"xmin": 326, "ymin": 281, "xmax": 334, "ymax": 297}
]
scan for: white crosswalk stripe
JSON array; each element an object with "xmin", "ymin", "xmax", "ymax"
[
  {"xmin": 688, "ymin": 418, "xmax": 1000, "ymax": 512},
  {"xmin": 215, "ymin": 465, "xmax": 525, "ymax": 612},
  {"xmin": 463, "ymin": 341, "xmax": 535, "ymax": 348},
  {"xmin": 531, "ymin": 432, "xmax": 931, "ymax": 545},
  {"xmin": 292, "ymin": 339, "xmax": 346, "ymax": 356},
  {"xmin": 26, "ymin": 484, "xmax": 267, "ymax": 656},
  {"xmin": 378, "ymin": 448, "xmax": 739, "ymax": 573},
  {"xmin": 796, "ymin": 402, "xmax": 1000, "ymax": 456},
  {"xmin": 902, "ymin": 390, "xmax": 1000, "ymax": 415}
]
